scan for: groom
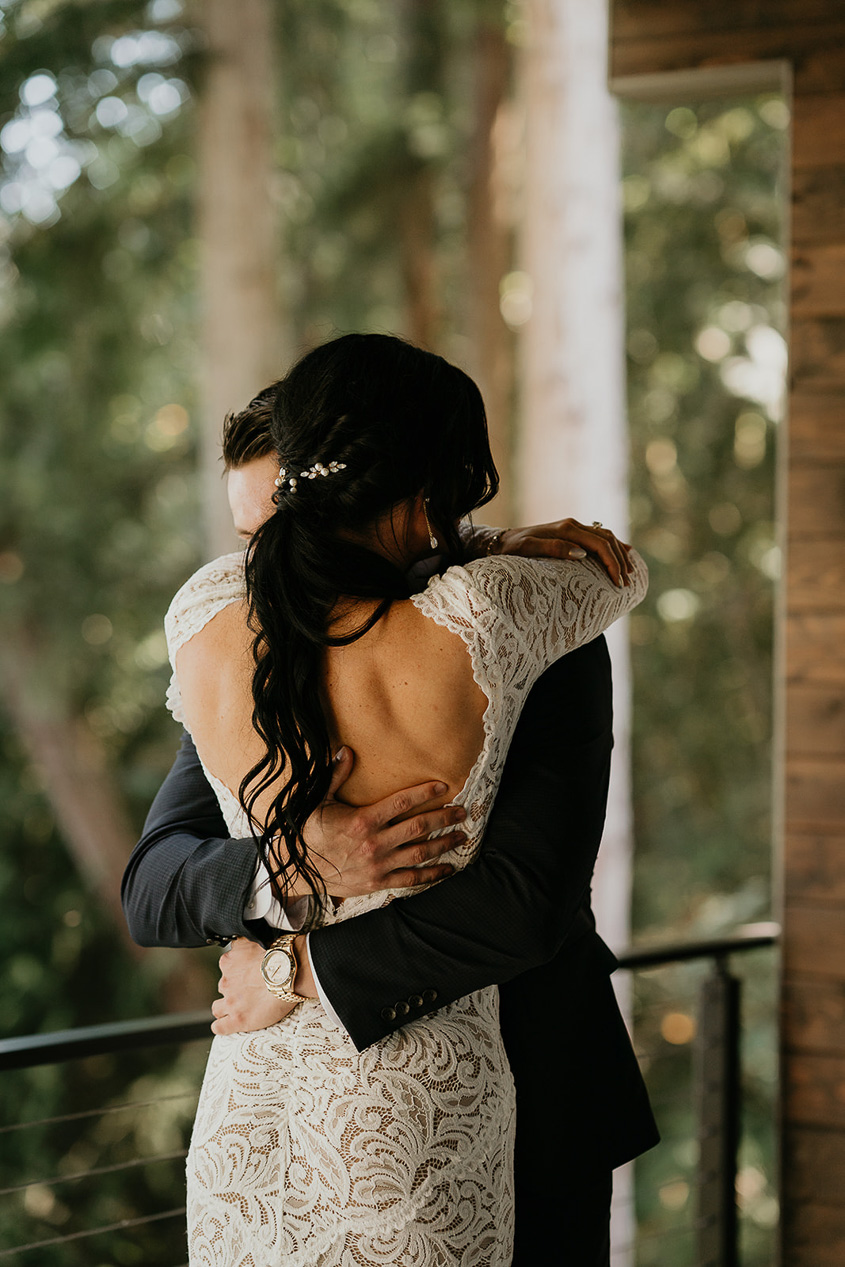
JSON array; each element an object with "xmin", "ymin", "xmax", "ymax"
[{"xmin": 122, "ymin": 394, "xmax": 658, "ymax": 1264}]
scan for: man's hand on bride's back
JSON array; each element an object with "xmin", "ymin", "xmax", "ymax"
[{"xmin": 297, "ymin": 747, "xmax": 466, "ymax": 898}]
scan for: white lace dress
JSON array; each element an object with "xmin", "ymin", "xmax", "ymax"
[{"xmin": 164, "ymin": 548, "xmax": 648, "ymax": 1267}]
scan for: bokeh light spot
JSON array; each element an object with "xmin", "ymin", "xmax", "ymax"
[
  {"xmin": 82, "ymin": 614, "xmax": 114, "ymax": 646},
  {"xmin": 661, "ymin": 1012, "xmax": 696, "ymax": 1044}
]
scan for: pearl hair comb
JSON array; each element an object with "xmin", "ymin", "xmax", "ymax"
[{"xmin": 274, "ymin": 460, "xmax": 347, "ymax": 494}]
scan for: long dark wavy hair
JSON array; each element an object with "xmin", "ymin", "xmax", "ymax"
[{"xmin": 241, "ymin": 333, "xmax": 499, "ymax": 922}]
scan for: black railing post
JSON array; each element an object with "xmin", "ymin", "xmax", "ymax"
[{"xmin": 695, "ymin": 955, "xmax": 741, "ymax": 1267}]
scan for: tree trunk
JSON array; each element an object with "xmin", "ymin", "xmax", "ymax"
[
  {"xmin": 399, "ymin": 163, "xmax": 439, "ymax": 349},
  {"xmin": 466, "ymin": 16, "xmax": 515, "ymax": 525},
  {"xmin": 196, "ymin": 0, "xmax": 283, "ymax": 558},
  {"xmin": 0, "ymin": 637, "xmax": 214, "ymax": 1007},
  {"xmin": 516, "ymin": 2, "xmax": 633, "ymax": 1247},
  {"xmin": 0, "ymin": 633, "xmax": 142, "ymax": 956},
  {"xmin": 398, "ymin": 0, "xmax": 444, "ymax": 350}
]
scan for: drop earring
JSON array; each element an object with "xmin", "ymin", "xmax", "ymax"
[{"xmin": 423, "ymin": 499, "xmax": 438, "ymax": 550}]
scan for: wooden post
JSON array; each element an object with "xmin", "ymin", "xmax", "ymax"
[
  {"xmin": 518, "ymin": 5, "xmax": 635, "ymax": 1254},
  {"xmin": 518, "ymin": 0, "xmax": 634, "ymax": 961},
  {"xmin": 608, "ymin": 3, "xmax": 845, "ymax": 1263},
  {"xmin": 465, "ymin": 16, "xmax": 515, "ymax": 526}
]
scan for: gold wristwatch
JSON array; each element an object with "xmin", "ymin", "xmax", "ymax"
[{"xmin": 260, "ymin": 933, "xmax": 309, "ymax": 1006}]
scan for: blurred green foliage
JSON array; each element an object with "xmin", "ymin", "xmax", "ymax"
[
  {"xmin": 0, "ymin": 2, "xmax": 207, "ymax": 1258},
  {"xmin": 0, "ymin": 0, "xmax": 783, "ymax": 1262},
  {"xmin": 622, "ymin": 95, "xmax": 784, "ymax": 1267},
  {"xmin": 0, "ymin": 0, "xmax": 203, "ymax": 1027},
  {"xmin": 624, "ymin": 97, "xmax": 785, "ymax": 947}
]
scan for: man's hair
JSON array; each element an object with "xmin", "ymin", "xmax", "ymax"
[{"xmin": 221, "ymin": 382, "xmax": 280, "ymax": 469}]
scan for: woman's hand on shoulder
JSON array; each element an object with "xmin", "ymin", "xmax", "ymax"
[{"xmin": 482, "ymin": 519, "xmax": 634, "ymax": 588}]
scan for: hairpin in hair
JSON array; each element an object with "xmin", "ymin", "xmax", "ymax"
[{"xmin": 275, "ymin": 459, "xmax": 347, "ymax": 494}]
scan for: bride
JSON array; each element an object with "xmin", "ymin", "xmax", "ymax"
[{"xmin": 165, "ymin": 332, "xmax": 647, "ymax": 1266}]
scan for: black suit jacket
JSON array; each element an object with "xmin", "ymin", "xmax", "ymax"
[{"xmin": 122, "ymin": 636, "xmax": 658, "ymax": 1177}]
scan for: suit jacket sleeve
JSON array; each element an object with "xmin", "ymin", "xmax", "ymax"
[
  {"xmin": 121, "ymin": 730, "xmax": 273, "ymax": 947},
  {"xmin": 309, "ymin": 635, "xmax": 616, "ymax": 1050}
]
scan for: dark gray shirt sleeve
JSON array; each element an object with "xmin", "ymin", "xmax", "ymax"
[{"xmin": 121, "ymin": 731, "xmax": 273, "ymax": 948}]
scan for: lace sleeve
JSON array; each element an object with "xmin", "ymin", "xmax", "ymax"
[
  {"xmin": 163, "ymin": 551, "xmax": 246, "ymax": 725},
  {"xmin": 414, "ymin": 549, "xmax": 647, "ymax": 699}
]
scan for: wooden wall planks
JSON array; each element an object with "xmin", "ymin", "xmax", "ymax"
[
  {"xmin": 787, "ymin": 543, "xmax": 845, "ymax": 610},
  {"xmin": 610, "ymin": 3, "xmax": 845, "ymax": 1261},
  {"xmin": 786, "ymin": 685, "xmax": 845, "ymax": 755},
  {"xmin": 783, "ymin": 975, "xmax": 845, "ymax": 1048},
  {"xmin": 790, "ymin": 317, "xmax": 845, "ymax": 388},
  {"xmin": 788, "ymin": 396, "xmax": 845, "ymax": 460},
  {"xmin": 783, "ymin": 1192, "xmax": 845, "ymax": 1267},
  {"xmin": 612, "ymin": 0, "xmax": 845, "ymax": 43},
  {"xmin": 786, "ymin": 614, "xmax": 845, "ymax": 684},
  {"xmin": 782, "ymin": 1125, "xmax": 845, "ymax": 1202},
  {"xmin": 787, "ymin": 466, "xmax": 845, "ymax": 537},
  {"xmin": 793, "ymin": 245, "xmax": 845, "ymax": 317},
  {"xmin": 792, "ymin": 168, "xmax": 845, "ymax": 245},
  {"xmin": 786, "ymin": 758, "xmax": 845, "ymax": 827},
  {"xmin": 783, "ymin": 902, "xmax": 845, "ymax": 974},
  {"xmin": 793, "ymin": 46, "xmax": 845, "ymax": 97},
  {"xmin": 612, "ymin": 25, "xmax": 845, "ymax": 93},
  {"xmin": 793, "ymin": 95, "xmax": 845, "ymax": 167},
  {"xmin": 784, "ymin": 1050, "xmax": 845, "ymax": 1126}
]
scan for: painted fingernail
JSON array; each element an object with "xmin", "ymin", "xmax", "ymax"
[
  {"xmin": 333, "ymin": 746, "xmax": 347, "ymax": 762},
  {"xmin": 569, "ymin": 547, "xmax": 587, "ymax": 559}
]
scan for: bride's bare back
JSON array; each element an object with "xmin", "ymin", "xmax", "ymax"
[{"xmin": 175, "ymin": 591, "xmax": 486, "ymax": 826}]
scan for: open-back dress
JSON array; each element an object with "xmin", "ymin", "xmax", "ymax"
[{"xmin": 164, "ymin": 548, "xmax": 648, "ymax": 1267}]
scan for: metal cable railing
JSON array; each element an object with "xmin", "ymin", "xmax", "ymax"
[
  {"xmin": 0, "ymin": 1208, "xmax": 188, "ymax": 1261},
  {"xmin": 0, "ymin": 1090, "xmax": 199, "ymax": 1136},
  {"xmin": 0, "ymin": 923, "xmax": 780, "ymax": 1266}
]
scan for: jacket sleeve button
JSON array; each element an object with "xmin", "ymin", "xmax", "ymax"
[
  {"xmin": 422, "ymin": 989, "xmax": 438, "ymax": 1004},
  {"xmin": 409, "ymin": 995, "xmax": 424, "ymax": 1008},
  {"xmin": 380, "ymin": 1007, "xmax": 397, "ymax": 1022},
  {"xmin": 395, "ymin": 1001, "xmax": 410, "ymax": 1017}
]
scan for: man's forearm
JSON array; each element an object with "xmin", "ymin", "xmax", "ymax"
[
  {"xmin": 309, "ymin": 749, "xmax": 607, "ymax": 1049},
  {"xmin": 121, "ymin": 732, "xmax": 271, "ymax": 947}
]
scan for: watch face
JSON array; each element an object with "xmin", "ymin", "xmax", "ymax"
[{"xmin": 263, "ymin": 948, "xmax": 294, "ymax": 988}]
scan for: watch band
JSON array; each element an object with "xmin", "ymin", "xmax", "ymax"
[{"xmin": 260, "ymin": 932, "xmax": 309, "ymax": 1005}]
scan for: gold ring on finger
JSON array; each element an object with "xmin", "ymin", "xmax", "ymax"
[{"xmin": 592, "ymin": 521, "xmax": 603, "ymax": 529}]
